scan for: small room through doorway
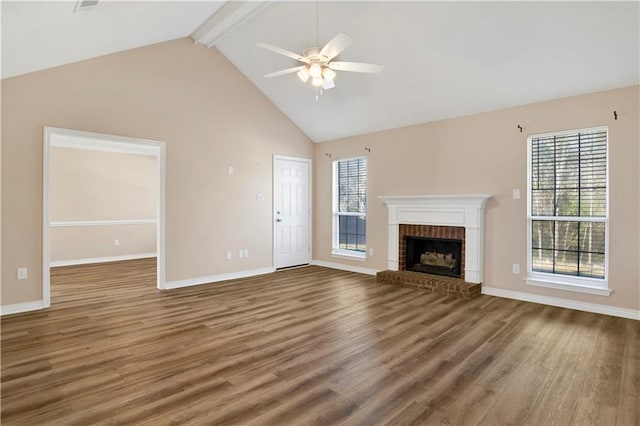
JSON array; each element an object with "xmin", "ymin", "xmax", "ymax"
[{"xmin": 43, "ymin": 127, "xmax": 165, "ymax": 307}]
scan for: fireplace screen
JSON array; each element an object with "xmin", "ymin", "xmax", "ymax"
[{"xmin": 405, "ymin": 236, "xmax": 463, "ymax": 278}]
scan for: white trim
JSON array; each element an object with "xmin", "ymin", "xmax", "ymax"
[
  {"xmin": 191, "ymin": 1, "xmax": 270, "ymax": 47},
  {"xmin": 331, "ymin": 250, "xmax": 366, "ymax": 262},
  {"xmin": 273, "ymin": 155, "xmax": 312, "ymax": 270},
  {"xmin": 482, "ymin": 286, "xmax": 639, "ymax": 321},
  {"xmin": 44, "ymin": 127, "xmax": 167, "ymax": 302},
  {"xmin": 50, "ymin": 219, "xmax": 157, "ymax": 227},
  {"xmin": 157, "ymin": 142, "xmax": 167, "ymax": 290},
  {"xmin": 525, "ymin": 273, "xmax": 611, "ymax": 296},
  {"xmin": 311, "ymin": 260, "xmax": 378, "ymax": 276},
  {"xmin": 0, "ymin": 301, "xmax": 45, "ymax": 316},
  {"xmin": 164, "ymin": 267, "xmax": 275, "ymax": 290},
  {"xmin": 526, "ymin": 126, "xmax": 610, "ymax": 293},
  {"xmin": 378, "ymin": 194, "xmax": 491, "ymax": 283},
  {"xmin": 379, "ymin": 194, "xmax": 492, "ymax": 206},
  {"xmin": 47, "ymin": 126, "xmax": 160, "ymax": 155},
  {"xmin": 43, "ymin": 130, "xmax": 51, "ymax": 308},
  {"xmin": 333, "ymin": 156, "xmax": 368, "ymax": 258},
  {"xmin": 50, "ymin": 253, "xmax": 157, "ymax": 268},
  {"xmin": 527, "ymin": 125, "xmax": 609, "ymax": 140}
]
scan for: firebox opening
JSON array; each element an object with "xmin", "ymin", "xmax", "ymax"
[{"xmin": 405, "ymin": 236, "xmax": 463, "ymax": 278}]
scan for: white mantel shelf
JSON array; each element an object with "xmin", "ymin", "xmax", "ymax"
[{"xmin": 379, "ymin": 194, "xmax": 492, "ymax": 284}]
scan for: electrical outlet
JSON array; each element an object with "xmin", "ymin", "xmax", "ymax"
[
  {"xmin": 114, "ymin": 239, "xmax": 120, "ymax": 246},
  {"xmin": 243, "ymin": 249, "xmax": 249, "ymax": 258},
  {"xmin": 17, "ymin": 267, "xmax": 27, "ymax": 280},
  {"xmin": 512, "ymin": 263, "xmax": 520, "ymax": 274},
  {"xmin": 368, "ymin": 247, "xmax": 374, "ymax": 256},
  {"xmin": 226, "ymin": 250, "xmax": 232, "ymax": 260}
]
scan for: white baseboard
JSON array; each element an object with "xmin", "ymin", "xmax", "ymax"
[
  {"xmin": 50, "ymin": 253, "xmax": 157, "ymax": 267},
  {"xmin": 482, "ymin": 286, "xmax": 640, "ymax": 321},
  {"xmin": 163, "ymin": 267, "xmax": 276, "ymax": 290},
  {"xmin": 0, "ymin": 300, "xmax": 45, "ymax": 316},
  {"xmin": 311, "ymin": 260, "xmax": 378, "ymax": 276}
]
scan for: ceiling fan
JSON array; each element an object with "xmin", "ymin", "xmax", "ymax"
[{"xmin": 258, "ymin": 33, "xmax": 383, "ymax": 91}]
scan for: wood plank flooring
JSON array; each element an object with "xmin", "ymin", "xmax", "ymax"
[{"xmin": 1, "ymin": 258, "xmax": 639, "ymax": 425}]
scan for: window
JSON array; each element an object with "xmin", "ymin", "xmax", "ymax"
[
  {"xmin": 333, "ymin": 157, "xmax": 367, "ymax": 259},
  {"xmin": 527, "ymin": 127, "xmax": 610, "ymax": 295}
]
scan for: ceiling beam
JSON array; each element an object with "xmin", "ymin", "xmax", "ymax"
[{"xmin": 191, "ymin": 1, "xmax": 270, "ymax": 48}]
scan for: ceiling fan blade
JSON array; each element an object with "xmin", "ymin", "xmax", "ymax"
[
  {"xmin": 319, "ymin": 33, "xmax": 353, "ymax": 61},
  {"xmin": 257, "ymin": 43, "xmax": 309, "ymax": 64},
  {"xmin": 328, "ymin": 61, "xmax": 383, "ymax": 73},
  {"xmin": 322, "ymin": 79, "xmax": 335, "ymax": 90},
  {"xmin": 263, "ymin": 66, "xmax": 305, "ymax": 78}
]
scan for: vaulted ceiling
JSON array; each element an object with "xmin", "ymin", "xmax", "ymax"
[{"xmin": 3, "ymin": 1, "xmax": 639, "ymax": 142}]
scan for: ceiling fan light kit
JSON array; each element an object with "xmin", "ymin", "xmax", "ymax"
[
  {"xmin": 297, "ymin": 68, "xmax": 310, "ymax": 83},
  {"xmin": 258, "ymin": 32, "xmax": 382, "ymax": 94}
]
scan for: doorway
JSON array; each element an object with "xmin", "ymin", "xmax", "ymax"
[
  {"xmin": 43, "ymin": 127, "xmax": 166, "ymax": 307},
  {"xmin": 273, "ymin": 156, "xmax": 311, "ymax": 269}
]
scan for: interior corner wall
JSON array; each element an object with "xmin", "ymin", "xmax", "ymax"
[
  {"xmin": 313, "ymin": 85, "xmax": 640, "ymax": 311},
  {"xmin": 49, "ymin": 147, "xmax": 158, "ymax": 263},
  {"xmin": 1, "ymin": 37, "xmax": 313, "ymax": 306},
  {"xmin": 0, "ymin": 80, "xmax": 3, "ymax": 297}
]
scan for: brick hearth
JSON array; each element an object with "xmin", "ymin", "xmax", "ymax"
[{"xmin": 376, "ymin": 270, "xmax": 481, "ymax": 299}]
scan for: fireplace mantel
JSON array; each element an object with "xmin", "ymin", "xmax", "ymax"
[{"xmin": 379, "ymin": 194, "xmax": 492, "ymax": 283}]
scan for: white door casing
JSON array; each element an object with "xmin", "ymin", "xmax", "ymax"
[
  {"xmin": 43, "ymin": 127, "xmax": 166, "ymax": 309},
  {"xmin": 274, "ymin": 156, "xmax": 311, "ymax": 269}
]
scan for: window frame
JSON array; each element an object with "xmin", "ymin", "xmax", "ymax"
[
  {"xmin": 526, "ymin": 126, "xmax": 611, "ymax": 296},
  {"xmin": 332, "ymin": 156, "xmax": 367, "ymax": 260}
]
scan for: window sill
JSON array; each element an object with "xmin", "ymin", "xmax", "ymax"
[
  {"xmin": 525, "ymin": 274, "xmax": 611, "ymax": 296},
  {"xmin": 331, "ymin": 250, "xmax": 367, "ymax": 262}
]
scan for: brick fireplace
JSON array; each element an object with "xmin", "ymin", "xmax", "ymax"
[{"xmin": 379, "ymin": 195, "xmax": 491, "ymax": 284}]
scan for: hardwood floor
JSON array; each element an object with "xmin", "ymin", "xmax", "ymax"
[{"xmin": 1, "ymin": 259, "xmax": 638, "ymax": 425}]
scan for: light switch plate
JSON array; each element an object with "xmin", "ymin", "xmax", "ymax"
[
  {"xmin": 226, "ymin": 250, "xmax": 232, "ymax": 260},
  {"xmin": 512, "ymin": 264, "xmax": 520, "ymax": 274},
  {"xmin": 513, "ymin": 189, "xmax": 521, "ymax": 199},
  {"xmin": 17, "ymin": 267, "xmax": 27, "ymax": 280}
]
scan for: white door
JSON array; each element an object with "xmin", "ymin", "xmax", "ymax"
[{"xmin": 274, "ymin": 157, "xmax": 311, "ymax": 269}]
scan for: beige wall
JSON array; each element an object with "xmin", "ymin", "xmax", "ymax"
[
  {"xmin": 314, "ymin": 85, "xmax": 639, "ymax": 311},
  {"xmin": 1, "ymin": 38, "xmax": 313, "ymax": 305},
  {"xmin": 51, "ymin": 147, "xmax": 157, "ymax": 221},
  {"xmin": 50, "ymin": 147, "xmax": 157, "ymax": 262},
  {"xmin": 0, "ymin": 80, "xmax": 2, "ymax": 290},
  {"xmin": 50, "ymin": 224, "xmax": 156, "ymax": 262}
]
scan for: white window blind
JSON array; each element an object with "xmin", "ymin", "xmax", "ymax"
[
  {"xmin": 334, "ymin": 157, "xmax": 367, "ymax": 256},
  {"xmin": 528, "ymin": 127, "xmax": 608, "ymax": 284}
]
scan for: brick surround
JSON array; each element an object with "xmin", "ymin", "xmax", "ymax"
[
  {"xmin": 399, "ymin": 224, "xmax": 466, "ymax": 280},
  {"xmin": 378, "ymin": 223, "xmax": 477, "ymax": 299}
]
